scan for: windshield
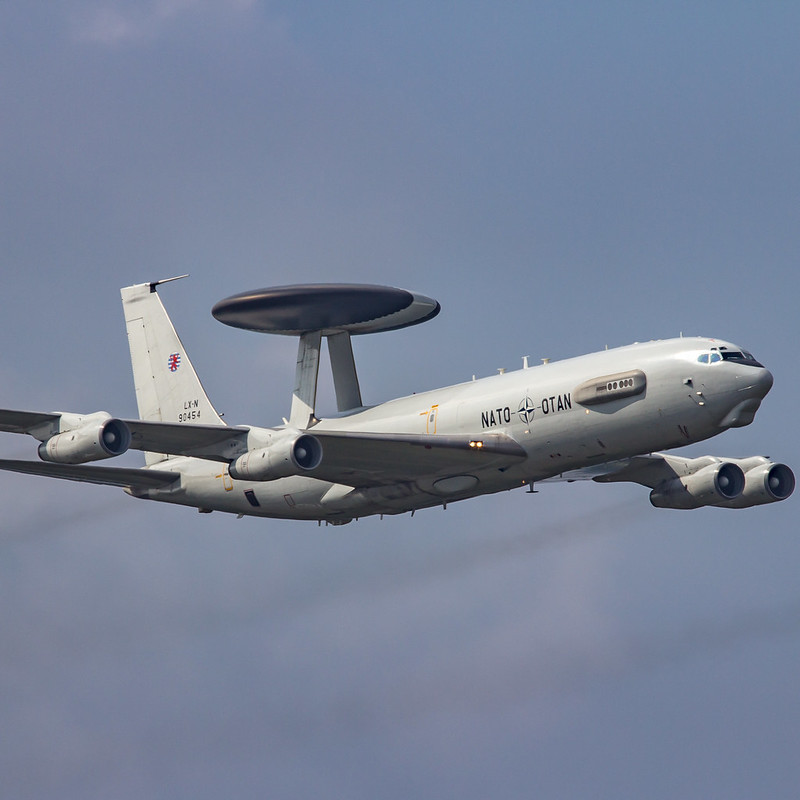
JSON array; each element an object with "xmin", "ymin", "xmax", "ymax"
[
  {"xmin": 697, "ymin": 349, "xmax": 763, "ymax": 368},
  {"xmin": 720, "ymin": 350, "xmax": 763, "ymax": 367}
]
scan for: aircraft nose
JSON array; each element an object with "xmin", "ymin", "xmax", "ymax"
[
  {"xmin": 732, "ymin": 364, "xmax": 773, "ymax": 402},
  {"xmin": 755, "ymin": 367, "xmax": 774, "ymax": 397},
  {"xmin": 738, "ymin": 366, "xmax": 773, "ymax": 400},
  {"xmin": 719, "ymin": 366, "xmax": 773, "ymax": 429}
]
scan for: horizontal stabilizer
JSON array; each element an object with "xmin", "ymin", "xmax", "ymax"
[{"xmin": 0, "ymin": 459, "xmax": 180, "ymax": 489}]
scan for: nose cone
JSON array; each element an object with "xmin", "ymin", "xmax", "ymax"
[
  {"xmin": 754, "ymin": 367, "xmax": 774, "ymax": 398},
  {"xmin": 719, "ymin": 366, "xmax": 773, "ymax": 429}
]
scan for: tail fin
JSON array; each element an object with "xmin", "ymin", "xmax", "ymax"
[{"xmin": 121, "ymin": 277, "xmax": 224, "ymax": 464}]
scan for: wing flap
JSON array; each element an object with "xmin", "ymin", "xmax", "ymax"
[
  {"xmin": 308, "ymin": 430, "xmax": 527, "ymax": 486},
  {"xmin": 0, "ymin": 459, "xmax": 180, "ymax": 489}
]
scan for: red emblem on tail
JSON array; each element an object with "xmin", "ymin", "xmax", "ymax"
[{"xmin": 168, "ymin": 353, "xmax": 181, "ymax": 372}]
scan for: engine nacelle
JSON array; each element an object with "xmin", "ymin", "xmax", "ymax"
[
  {"xmin": 650, "ymin": 462, "xmax": 745, "ymax": 509},
  {"xmin": 719, "ymin": 460, "xmax": 795, "ymax": 508},
  {"xmin": 229, "ymin": 433, "xmax": 322, "ymax": 481},
  {"xmin": 38, "ymin": 413, "xmax": 131, "ymax": 464}
]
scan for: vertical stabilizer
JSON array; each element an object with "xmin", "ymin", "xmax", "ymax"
[{"xmin": 121, "ymin": 278, "xmax": 224, "ymax": 464}]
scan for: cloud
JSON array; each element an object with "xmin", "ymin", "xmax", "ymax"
[{"xmin": 72, "ymin": 0, "xmax": 256, "ymax": 46}]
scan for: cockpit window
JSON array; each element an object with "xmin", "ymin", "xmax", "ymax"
[
  {"xmin": 697, "ymin": 350, "xmax": 763, "ymax": 367},
  {"xmin": 720, "ymin": 351, "xmax": 764, "ymax": 367}
]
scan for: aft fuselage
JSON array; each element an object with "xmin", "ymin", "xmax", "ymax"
[{"xmin": 136, "ymin": 337, "xmax": 773, "ymax": 521}]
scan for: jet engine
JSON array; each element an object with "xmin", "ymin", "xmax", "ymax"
[
  {"xmin": 649, "ymin": 462, "xmax": 745, "ymax": 509},
  {"xmin": 718, "ymin": 458, "xmax": 795, "ymax": 508},
  {"xmin": 228, "ymin": 433, "xmax": 323, "ymax": 481},
  {"xmin": 38, "ymin": 412, "xmax": 131, "ymax": 464}
]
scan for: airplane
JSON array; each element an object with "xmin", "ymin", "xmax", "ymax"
[{"xmin": 0, "ymin": 277, "xmax": 793, "ymax": 524}]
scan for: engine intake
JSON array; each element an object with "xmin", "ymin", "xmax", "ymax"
[
  {"xmin": 650, "ymin": 462, "xmax": 745, "ymax": 509},
  {"xmin": 38, "ymin": 414, "xmax": 131, "ymax": 464},
  {"xmin": 229, "ymin": 433, "xmax": 322, "ymax": 481},
  {"xmin": 719, "ymin": 460, "xmax": 795, "ymax": 508}
]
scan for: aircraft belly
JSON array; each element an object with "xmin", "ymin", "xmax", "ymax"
[
  {"xmin": 138, "ymin": 468, "xmax": 329, "ymax": 520},
  {"xmin": 136, "ymin": 456, "xmax": 524, "ymax": 521}
]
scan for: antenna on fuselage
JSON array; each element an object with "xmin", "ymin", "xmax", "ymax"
[{"xmin": 211, "ymin": 284, "xmax": 441, "ymax": 428}]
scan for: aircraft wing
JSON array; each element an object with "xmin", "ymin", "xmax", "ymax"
[
  {"xmin": 0, "ymin": 459, "xmax": 180, "ymax": 489},
  {"xmin": 0, "ymin": 408, "xmax": 252, "ymax": 460},
  {"xmin": 307, "ymin": 430, "xmax": 527, "ymax": 486},
  {"xmin": 541, "ymin": 453, "xmax": 718, "ymax": 488},
  {"xmin": 588, "ymin": 454, "xmax": 689, "ymax": 488},
  {"xmin": 0, "ymin": 409, "xmax": 60, "ymax": 434},
  {"xmin": 122, "ymin": 419, "xmax": 250, "ymax": 461}
]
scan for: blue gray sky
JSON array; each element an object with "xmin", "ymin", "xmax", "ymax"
[{"xmin": 2, "ymin": 2, "xmax": 800, "ymax": 798}]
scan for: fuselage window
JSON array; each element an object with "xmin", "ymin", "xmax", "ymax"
[{"xmin": 697, "ymin": 354, "xmax": 710, "ymax": 364}]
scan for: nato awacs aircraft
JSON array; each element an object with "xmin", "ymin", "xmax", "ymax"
[{"xmin": 0, "ymin": 278, "xmax": 794, "ymax": 523}]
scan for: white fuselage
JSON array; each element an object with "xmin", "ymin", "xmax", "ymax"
[{"xmin": 135, "ymin": 337, "xmax": 773, "ymax": 521}]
